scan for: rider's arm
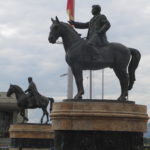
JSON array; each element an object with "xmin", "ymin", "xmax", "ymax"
[
  {"xmin": 25, "ymin": 89, "xmax": 28, "ymax": 93},
  {"xmin": 74, "ymin": 21, "xmax": 89, "ymax": 29},
  {"xmin": 69, "ymin": 20, "xmax": 89, "ymax": 29},
  {"xmin": 25, "ymin": 85, "xmax": 30, "ymax": 93},
  {"xmin": 98, "ymin": 15, "xmax": 111, "ymax": 34}
]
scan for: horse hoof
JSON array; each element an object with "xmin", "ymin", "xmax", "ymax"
[
  {"xmin": 117, "ymin": 97, "xmax": 127, "ymax": 101},
  {"xmin": 74, "ymin": 95, "xmax": 82, "ymax": 100}
]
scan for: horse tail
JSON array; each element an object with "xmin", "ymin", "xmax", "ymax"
[
  {"xmin": 128, "ymin": 48, "xmax": 141, "ymax": 90},
  {"xmin": 48, "ymin": 97, "xmax": 54, "ymax": 113}
]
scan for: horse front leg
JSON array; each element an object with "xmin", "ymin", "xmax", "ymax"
[
  {"xmin": 20, "ymin": 109, "xmax": 28, "ymax": 123},
  {"xmin": 71, "ymin": 66, "xmax": 84, "ymax": 99},
  {"xmin": 20, "ymin": 110, "xmax": 24, "ymax": 123}
]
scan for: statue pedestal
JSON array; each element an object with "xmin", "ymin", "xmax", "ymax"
[
  {"xmin": 51, "ymin": 100, "xmax": 149, "ymax": 150},
  {"xmin": 9, "ymin": 124, "xmax": 54, "ymax": 150}
]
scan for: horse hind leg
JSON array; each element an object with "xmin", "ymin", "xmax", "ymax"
[
  {"xmin": 128, "ymin": 48, "xmax": 141, "ymax": 90},
  {"xmin": 41, "ymin": 108, "xmax": 45, "ymax": 124},
  {"xmin": 41, "ymin": 107, "xmax": 49, "ymax": 124},
  {"xmin": 45, "ymin": 109, "xmax": 49, "ymax": 124},
  {"xmin": 113, "ymin": 68, "xmax": 129, "ymax": 101}
]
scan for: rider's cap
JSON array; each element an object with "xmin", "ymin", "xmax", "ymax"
[
  {"xmin": 92, "ymin": 5, "xmax": 101, "ymax": 12},
  {"xmin": 28, "ymin": 77, "xmax": 32, "ymax": 80}
]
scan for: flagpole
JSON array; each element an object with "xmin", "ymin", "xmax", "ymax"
[
  {"xmin": 89, "ymin": 70, "xmax": 92, "ymax": 99},
  {"xmin": 102, "ymin": 69, "xmax": 104, "ymax": 100},
  {"xmin": 66, "ymin": 0, "xmax": 75, "ymax": 99},
  {"xmin": 67, "ymin": 68, "xmax": 73, "ymax": 99}
]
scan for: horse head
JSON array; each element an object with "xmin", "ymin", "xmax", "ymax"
[
  {"xmin": 48, "ymin": 16, "xmax": 62, "ymax": 44},
  {"xmin": 7, "ymin": 84, "xmax": 15, "ymax": 97},
  {"xmin": 7, "ymin": 84, "xmax": 24, "ymax": 97}
]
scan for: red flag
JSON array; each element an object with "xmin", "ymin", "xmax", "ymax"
[{"xmin": 66, "ymin": 0, "xmax": 74, "ymax": 20}]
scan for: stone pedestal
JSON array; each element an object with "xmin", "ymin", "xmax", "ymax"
[
  {"xmin": 51, "ymin": 100, "xmax": 149, "ymax": 150},
  {"xmin": 9, "ymin": 123, "xmax": 54, "ymax": 150}
]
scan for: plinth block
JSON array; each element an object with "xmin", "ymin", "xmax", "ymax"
[
  {"xmin": 9, "ymin": 124, "xmax": 54, "ymax": 149},
  {"xmin": 9, "ymin": 123, "xmax": 54, "ymax": 139},
  {"xmin": 51, "ymin": 101, "xmax": 148, "ymax": 132}
]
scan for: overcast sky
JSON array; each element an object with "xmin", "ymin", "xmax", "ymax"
[{"xmin": 0, "ymin": 0, "xmax": 150, "ymax": 123}]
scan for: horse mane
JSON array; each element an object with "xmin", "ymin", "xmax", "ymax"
[
  {"xmin": 13, "ymin": 84, "xmax": 24, "ymax": 93},
  {"xmin": 60, "ymin": 22, "xmax": 81, "ymax": 38}
]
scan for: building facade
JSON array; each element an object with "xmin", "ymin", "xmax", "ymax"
[{"xmin": 0, "ymin": 92, "xmax": 27, "ymax": 149}]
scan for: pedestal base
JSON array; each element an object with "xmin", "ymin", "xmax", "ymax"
[
  {"xmin": 51, "ymin": 100, "xmax": 149, "ymax": 150},
  {"xmin": 55, "ymin": 130, "xmax": 143, "ymax": 150},
  {"xmin": 9, "ymin": 124, "xmax": 54, "ymax": 150},
  {"xmin": 11, "ymin": 138, "xmax": 53, "ymax": 149}
]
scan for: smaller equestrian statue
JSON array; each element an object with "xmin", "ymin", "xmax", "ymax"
[
  {"xmin": 7, "ymin": 82, "xmax": 54, "ymax": 124},
  {"xmin": 48, "ymin": 17, "xmax": 141, "ymax": 101}
]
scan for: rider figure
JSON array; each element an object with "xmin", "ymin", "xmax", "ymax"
[
  {"xmin": 25, "ymin": 77, "xmax": 40, "ymax": 97},
  {"xmin": 69, "ymin": 5, "xmax": 111, "ymax": 46}
]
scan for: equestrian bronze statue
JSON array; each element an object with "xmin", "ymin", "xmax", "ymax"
[
  {"xmin": 48, "ymin": 17, "xmax": 141, "ymax": 101},
  {"xmin": 7, "ymin": 84, "xmax": 54, "ymax": 124}
]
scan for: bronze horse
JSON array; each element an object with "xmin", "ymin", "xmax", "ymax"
[
  {"xmin": 48, "ymin": 17, "xmax": 141, "ymax": 101},
  {"xmin": 7, "ymin": 84, "xmax": 54, "ymax": 123}
]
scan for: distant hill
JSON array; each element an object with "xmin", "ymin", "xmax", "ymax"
[{"xmin": 144, "ymin": 123, "xmax": 150, "ymax": 138}]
